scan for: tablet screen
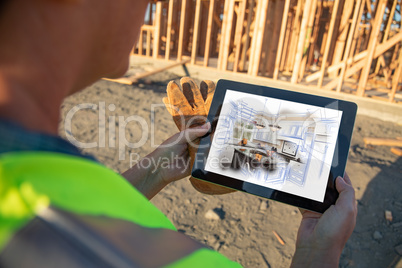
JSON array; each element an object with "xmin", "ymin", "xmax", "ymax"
[{"xmin": 205, "ymin": 89, "xmax": 343, "ymax": 203}]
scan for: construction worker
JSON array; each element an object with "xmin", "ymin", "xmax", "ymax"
[{"xmin": 0, "ymin": 0, "xmax": 357, "ymax": 267}]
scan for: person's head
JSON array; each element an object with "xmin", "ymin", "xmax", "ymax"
[{"xmin": 0, "ymin": 0, "xmax": 149, "ymax": 93}]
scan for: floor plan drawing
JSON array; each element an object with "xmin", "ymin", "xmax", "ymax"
[{"xmin": 205, "ymin": 90, "xmax": 343, "ymax": 202}]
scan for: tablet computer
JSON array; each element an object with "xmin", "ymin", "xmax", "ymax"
[{"xmin": 192, "ymin": 79, "xmax": 357, "ymax": 213}]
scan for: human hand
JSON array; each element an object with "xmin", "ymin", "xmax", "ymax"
[
  {"xmin": 290, "ymin": 173, "xmax": 357, "ymax": 268},
  {"xmin": 122, "ymin": 123, "xmax": 210, "ymax": 199},
  {"xmin": 150, "ymin": 122, "xmax": 211, "ymax": 184},
  {"xmin": 163, "ymin": 77, "xmax": 235, "ymax": 195}
]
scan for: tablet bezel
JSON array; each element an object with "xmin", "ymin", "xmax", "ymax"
[{"xmin": 191, "ymin": 79, "xmax": 357, "ymax": 213}]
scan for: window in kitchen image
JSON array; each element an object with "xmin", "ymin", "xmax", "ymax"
[{"xmin": 233, "ymin": 120, "xmax": 254, "ymax": 143}]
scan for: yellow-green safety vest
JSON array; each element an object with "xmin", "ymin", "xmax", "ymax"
[{"xmin": 0, "ymin": 152, "xmax": 241, "ymax": 267}]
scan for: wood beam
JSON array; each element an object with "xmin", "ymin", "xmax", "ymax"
[
  {"xmin": 336, "ymin": 0, "xmax": 363, "ymax": 92},
  {"xmin": 233, "ymin": 0, "xmax": 247, "ymax": 72},
  {"xmin": 248, "ymin": 0, "xmax": 269, "ymax": 76},
  {"xmin": 291, "ymin": 0, "xmax": 314, "ymax": 83},
  {"xmin": 356, "ymin": 0, "xmax": 387, "ymax": 96},
  {"xmin": 317, "ymin": 0, "xmax": 341, "ymax": 88},
  {"xmin": 374, "ymin": 0, "xmax": 398, "ymax": 75},
  {"xmin": 389, "ymin": 45, "xmax": 402, "ymax": 102},
  {"xmin": 239, "ymin": 0, "xmax": 255, "ymax": 72},
  {"xmin": 191, "ymin": 0, "xmax": 202, "ymax": 65},
  {"xmin": 218, "ymin": 0, "xmax": 230, "ymax": 69},
  {"xmin": 153, "ymin": 2, "xmax": 162, "ymax": 59},
  {"xmin": 204, "ymin": 0, "xmax": 215, "ymax": 67},
  {"xmin": 273, "ymin": 0, "xmax": 291, "ymax": 80},
  {"xmin": 221, "ymin": 0, "xmax": 235, "ymax": 70},
  {"xmin": 177, "ymin": 0, "xmax": 187, "ymax": 61},
  {"xmin": 165, "ymin": 0, "xmax": 174, "ymax": 60}
]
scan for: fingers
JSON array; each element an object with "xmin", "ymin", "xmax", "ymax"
[
  {"xmin": 166, "ymin": 81, "xmax": 193, "ymax": 114},
  {"xmin": 202, "ymin": 80, "xmax": 215, "ymax": 113},
  {"xmin": 200, "ymin": 80, "xmax": 215, "ymax": 101},
  {"xmin": 180, "ymin": 77, "xmax": 206, "ymax": 112},
  {"xmin": 181, "ymin": 77, "xmax": 198, "ymax": 105},
  {"xmin": 343, "ymin": 172, "xmax": 352, "ymax": 185},
  {"xmin": 162, "ymin": 97, "xmax": 174, "ymax": 115},
  {"xmin": 335, "ymin": 176, "xmax": 357, "ymax": 216},
  {"xmin": 183, "ymin": 122, "xmax": 211, "ymax": 142}
]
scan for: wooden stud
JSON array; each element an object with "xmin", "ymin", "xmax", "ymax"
[
  {"xmin": 210, "ymin": 0, "xmax": 221, "ymax": 58},
  {"xmin": 356, "ymin": 0, "xmax": 387, "ymax": 96},
  {"xmin": 221, "ymin": 0, "xmax": 235, "ymax": 70},
  {"xmin": 239, "ymin": 0, "xmax": 255, "ymax": 72},
  {"xmin": 390, "ymin": 42, "xmax": 401, "ymax": 69},
  {"xmin": 374, "ymin": 0, "xmax": 398, "ymax": 75},
  {"xmin": 248, "ymin": 0, "xmax": 269, "ymax": 76},
  {"xmin": 336, "ymin": 0, "xmax": 363, "ymax": 92},
  {"xmin": 348, "ymin": 0, "xmax": 365, "ymax": 63},
  {"xmin": 138, "ymin": 29, "xmax": 144, "ymax": 56},
  {"xmin": 307, "ymin": 0, "xmax": 323, "ymax": 68},
  {"xmin": 191, "ymin": 0, "xmax": 202, "ymax": 65},
  {"xmin": 204, "ymin": 0, "xmax": 216, "ymax": 67},
  {"xmin": 148, "ymin": 3, "xmax": 153, "ymax": 25},
  {"xmin": 247, "ymin": 0, "xmax": 262, "ymax": 75},
  {"xmin": 299, "ymin": 0, "xmax": 318, "ymax": 80},
  {"xmin": 291, "ymin": 0, "xmax": 314, "ymax": 83},
  {"xmin": 264, "ymin": 0, "xmax": 284, "ymax": 77},
  {"xmin": 153, "ymin": 2, "xmax": 162, "ymax": 59},
  {"xmin": 280, "ymin": 2, "xmax": 294, "ymax": 72},
  {"xmin": 198, "ymin": 2, "xmax": 209, "ymax": 58},
  {"xmin": 165, "ymin": 0, "xmax": 174, "ymax": 60},
  {"xmin": 233, "ymin": 0, "xmax": 247, "ymax": 72},
  {"xmin": 273, "ymin": 0, "xmax": 291, "ymax": 80},
  {"xmin": 286, "ymin": 0, "xmax": 303, "ymax": 72},
  {"xmin": 218, "ymin": 0, "xmax": 230, "ymax": 69},
  {"xmin": 389, "ymin": 45, "xmax": 402, "ymax": 102},
  {"xmin": 317, "ymin": 0, "xmax": 341, "ymax": 88},
  {"xmin": 331, "ymin": 0, "xmax": 354, "ymax": 77},
  {"xmin": 146, "ymin": 29, "xmax": 152, "ymax": 57},
  {"xmin": 177, "ymin": 0, "xmax": 187, "ymax": 61},
  {"xmin": 260, "ymin": 0, "xmax": 276, "ymax": 76}
]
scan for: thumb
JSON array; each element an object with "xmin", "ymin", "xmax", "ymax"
[
  {"xmin": 181, "ymin": 122, "xmax": 211, "ymax": 143},
  {"xmin": 335, "ymin": 176, "xmax": 356, "ymax": 212}
]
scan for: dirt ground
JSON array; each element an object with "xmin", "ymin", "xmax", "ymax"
[{"xmin": 59, "ymin": 69, "xmax": 402, "ymax": 268}]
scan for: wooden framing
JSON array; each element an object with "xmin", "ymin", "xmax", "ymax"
[
  {"xmin": 291, "ymin": 0, "xmax": 314, "ymax": 83},
  {"xmin": 233, "ymin": 0, "xmax": 247, "ymax": 72},
  {"xmin": 273, "ymin": 0, "xmax": 291, "ymax": 80},
  {"xmin": 317, "ymin": 0, "xmax": 341, "ymax": 88},
  {"xmin": 336, "ymin": 0, "xmax": 363, "ymax": 92},
  {"xmin": 204, "ymin": 0, "xmax": 216, "ymax": 67},
  {"xmin": 356, "ymin": 0, "xmax": 387, "ymax": 96},
  {"xmin": 239, "ymin": 0, "xmax": 255, "ymax": 72},
  {"xmin": 165, "ymin": 0, "xmax": 175, "ymax": 60},
  {"xmin": 128, "ymin": 0, "xmax": 402, "ymax": 104},
  {"xmin": 248, "ymin": 0, "xmax": 269, "ymax": 76},
  {"xmin": 191, "ymin": 0, "xmax": 202, "ymax": 65}
]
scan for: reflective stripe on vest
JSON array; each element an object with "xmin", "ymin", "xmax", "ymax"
[{"xmin": 0, "ymin": 152, "xmax": 241, "ymax": 267}]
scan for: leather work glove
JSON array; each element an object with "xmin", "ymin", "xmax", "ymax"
[{"xmin": 163, "ymin": 77, "xmax": 235, "ymax": 195}]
